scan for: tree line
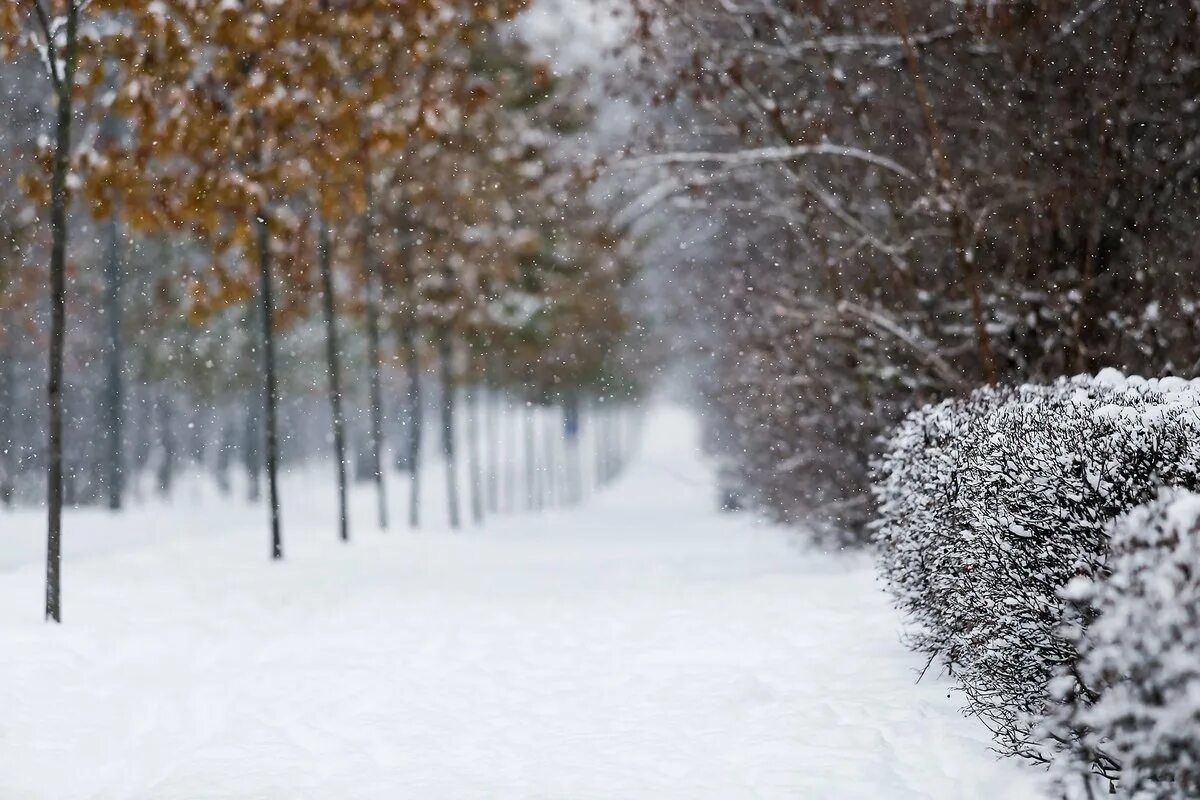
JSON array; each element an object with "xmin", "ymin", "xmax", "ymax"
[
  {"xmin": 0, "ymin": 0, "xmax": 643, "ymax": 622},
  {"xmin": 610, "ymin": 0, "xmax": 1200, "ymax": 543}
]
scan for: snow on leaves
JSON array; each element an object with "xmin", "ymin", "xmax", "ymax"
[
  {"xmin": 874, "ymin": 371, "xmax": 1200, "ymax": 769},
  {"xmin": 1046, "ymin": 489, "xmax": 1200, "ymax": 798}
]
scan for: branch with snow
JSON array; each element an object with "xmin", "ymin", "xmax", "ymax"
[{"xmin": 612, "ymin": 143, "xmax": 917, "ymax": 182}]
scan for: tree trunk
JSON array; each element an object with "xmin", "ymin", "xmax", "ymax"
[
  {"xmin": 542, "ymin": 404, "xmax": 558, "ymax": 507},
  {"xmin": 524, "ymin": 402, "xmax": 537, "ymax": 511},
  {"xmin": 44, "ymin": 0, "xmax": 80, "ymax": 623},
  {"xmin": 318, "ymin": 217, "xmax": 349, "ymax": 543},
  {"xmin": 0, "ymin": 308, "xmax": 14, "ymax": 508},
  {"xmin": 504, "ymin": 394, "xmax": 518, "ymax": 513},
  {"xmin": 361, "ymin": 185, "xmax": 387, "ymax": 530},
  {"xmin": 466, "ymin": 382, "xmax": 484, "ymax": 525},
  {"xmin": 438, "ymin": 330, "xmax": 460, "ymax": 528},
  {"xmin": 103, "ymin": 215, "xmax": 124, "ymax": 510},
  {"xmin": 215, "ymin": 411, "xmax": 233, "ymax": 496},
  {"xmin": 484, "ymin": 382, "xmax": 500, "ymax": 514},
  {"xmin": 256, "ymin": 209, "xmax": 283, "ymax": 559},
  {"xmin": 563, "ymin": 392, "xmax": 581, "ymax": 505},
  {"xmin": 131, "ymin": 353, "xmax": 154, "ymax": 494},
  {"xmin": 399, "ymin": 257, "xmax": 422, "ymax": 529},
  {"xmin": 891, "ymin": 2, "xmax": 995, "ymax": 384},
  {"xmin": 156, "ymin": 387, "xmax": 174, "ymax": 497},
  {"xmin": 595, "ymin": 403, "xmax": 610, "ymax": 486}
]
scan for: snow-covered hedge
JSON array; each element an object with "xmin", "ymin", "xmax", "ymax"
[
  {"xmin": 1046, "ymin": 490, "xmax": 1200, "ymax": 798},
  {"xmin": 873, "ymin": 371, "xmax": 1200, "ymax": 764}
]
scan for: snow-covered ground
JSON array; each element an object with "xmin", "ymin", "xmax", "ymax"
[{"xmin": 0, "ymin": 407, "xmax": 1045, "ymax": 799}]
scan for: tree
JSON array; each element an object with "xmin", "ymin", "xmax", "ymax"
[
  {"xmin": 615, "ymin": 0, "xmax": 1200, "ymax": 543},
  {"xmin": 4, "ymin": 0, "xmax": 93, "ymax": 621}
]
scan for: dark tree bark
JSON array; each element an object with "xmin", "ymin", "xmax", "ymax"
[
  {"xmin": 398, "ymin": 251, "xmax": 422, "ymax": 528},
  {"xmin": 103, "ymin": 213, "xmax": 124, "ymax": 510},
  {"xmin": 256, "ymin": 209, "xmax": 283, "ymax": 559},
  {"xmin": 43, "ymin": 0, "xmax": 80, "ymax": 622},
  {"xmin": 438, "ymin": 330, "xmax": 460, "ymax": 529},
  {"xmin": 318, "ymin": 217, "xmax": 349, "ymax": 543},
  {"xmin": 891, "ymin": 3, "xmax": 995, "ymax": 384},
  {"xmin": 361, "ymin": 183, "xmax": 387, "ymax": 530},
  {"xmin": 0, "ymin": 307, "xmax": 14, "ymax": 508}
]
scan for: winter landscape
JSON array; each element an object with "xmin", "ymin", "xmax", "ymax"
[{"xmin": 1, "ymin": 1, "xmax": 1199, "ymax": 798}]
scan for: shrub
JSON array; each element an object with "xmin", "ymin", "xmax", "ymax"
[
  {"xmin": 873, "ymin": 371, "xmax": 1200, "ymax": 764},
  {"xmin": 1045, "ymin": 490, "xmax": 1200, "ymax": 799}
]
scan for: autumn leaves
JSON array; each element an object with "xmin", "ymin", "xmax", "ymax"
[{"xmin": 3, "ymin": 0, "xmax": 638, "ymax": 621}]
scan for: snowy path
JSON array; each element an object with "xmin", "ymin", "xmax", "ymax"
[{"xmin": 0, "ymin": 408, "xmax": 1045, "ymax": 799}]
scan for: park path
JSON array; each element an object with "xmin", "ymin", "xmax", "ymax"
[{"xmin": 0, "ymin": 407, "xmax": 1044, "ymax": 799}]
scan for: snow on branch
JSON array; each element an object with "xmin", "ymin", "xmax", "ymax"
[
  {"xmin": 614, "ymin": 144, "xmax": 917, "ymax": 182},
  {"xmin": 754, "ymin": 24, "xmax": 963, "ymax": 58},
  {"xmin": 836, "ymin": 301, "xmax": 965, "ymax": 390}
]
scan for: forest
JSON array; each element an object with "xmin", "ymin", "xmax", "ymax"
[{"xmin": 2, "ymin": 1, "xmax": 1200, "ymax": 798}]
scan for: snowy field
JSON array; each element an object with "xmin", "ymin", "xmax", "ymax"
[{"xmin": 0, "ymin": 408, "xmax": 1046, "ymax": 799}]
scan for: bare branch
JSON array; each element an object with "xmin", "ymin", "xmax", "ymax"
[
  {"xmin": 614, "ymin": 144, "xmax": 917, "ymax": 181},
  {"xmin": 27, "ymin": 0, "xmax": 63, "ymax": 90},
  {"xmin": 836, "ymin": 301, "xmax": 966, "ymax": 390}
]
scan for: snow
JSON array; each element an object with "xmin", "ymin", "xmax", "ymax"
[{"xmin": 0, "ymin": 407, "xmax": 1045, "ymax": 799}]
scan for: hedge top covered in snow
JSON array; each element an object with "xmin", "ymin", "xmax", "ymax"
[{"xmin": 873, "ymin": 370, "xmax": 1200, "ymax": 765}]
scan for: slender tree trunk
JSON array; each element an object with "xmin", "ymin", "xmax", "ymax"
[
  {"xmin": 132, "ymin": 350, "xmax": 153, "ymax": 492},
  {"xmin": 256, "ymin": 209, "xmax": 283, "ymax": 559},
  {"xmin": 438, "ymin": 330, "xmax": 460, "ymax": 528},
  {"xmin": 156, "ymin": 387, "xmax": 174, "ymax": 497},
  {"xmin": 318, "ymin": 217, "xmax": 350, "ymax": 542},
  {"xmin": 485, "ymin": 381, "xmax": 500, "ymax": 514},
  {"xmin": 563, "ymin": 392, "xmax": 581, "ymax": 505},
  {"xmin": 613, "ymin": 407, "xmax": 624, "ymax": 479},
  {"xmin": 524, "ymin": 402, "xmax": 537, "ymax": 511},
  {"xmin": 103, "ymin": 212, "xmax": 124, "ymax": 510},
  {"xmin": 0, "ymin": 333, "xmax": 12, "ymax": 510},
  {"xmin": 215, "ymin": 411, "xmax": 233, "ymax": 496},
  {"xmin": 609, "ymin": 407, "xmax": 620, "ymax": 481},
  {"xmin": 542, "ymin": 405, "xmax": 558, "ymax": 507},
  {"xmin": 0, "ymin": 308, "xmax": 14, "ymax": 508},
  {"xmin": 504, "ymin": 394, "xmax": 518, "ymax": 513},
  {"xmin": 399, "ymin": 260, "xmax": 422, "ymax": 529},
  {"xmin": 595, "ymin": 403, "xmax": 610, "ymax": 486},
  {"xmin": 466, "ymin": 382, "xmax": 484, "ymax": 525},
  {"xmin": 891, "ymin": 2, "xmax": 995, "ymax": 384},
  {"xmin": 44, "ymin": 0, "xmax": 80, "ymax": 623},
  {"xmin": 361, "ymin": 185, "xmax": 387, "ymax": 530},
  {"xmin": 405, "ymin": 339, "xmax": 422, "ymax": 528},
  {"xmin": 186, "ymin": 371, "xmax": 204, "ymax": 469},
  {"xmin": 615, "ymin": 407, "xmax": 627, "ymax": 478}
]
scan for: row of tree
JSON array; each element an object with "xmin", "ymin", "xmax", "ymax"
[
  {"xmin": 611, "ymin": 0, "xmax": 1200, "ymax": 543},
  {"xmin": 0, "ymin": 0, "xmax": 643, "ymax": 621}
]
